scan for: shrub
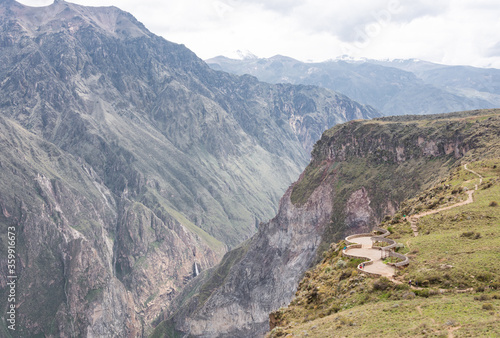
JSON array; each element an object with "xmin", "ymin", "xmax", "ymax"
[
  {"xmin": 336, "ymin": 259, "xmax": 347, "ymax": 269},
  {"xmin": 460, "ymin": 231, "xmax": 481, "ymax": 239},
  {"xmin": 414, "ymin": 289, "xmax": 430, "ymax": 298},
  {"xmin": 482, "ymin": 183, "xmax": 493, "ymax": 190},
  {"xmin": 482, "ymin": 303, "xmax": 494, "ymax": 311},
  {"xmin": 490, "ymin": 281, "xmax": 500, "ymax": 290},
  {"xmin": 427, "ymin": 273, "xmax": 442, "ymax": 284},
  {"xmin": 476, "ymin": 272, "xmax": 492, "ymax": 283},
  {"xmin": 474, "ymin": 294, "xmax": 490, "ymax": 301},
  {"xmin": 339, "ymin": 270, "xmax": 352, "ymax": 281},
  {"xmin": 327, "ymin": 304, "xmax": 341, "ymax": 315},
  {"xmin": 395, "ymin": 283, "xmax": 410, "ymax": 291},
  {"xmin": 372, "ymin": 277, "xmax": 391, "ymax": 291}
]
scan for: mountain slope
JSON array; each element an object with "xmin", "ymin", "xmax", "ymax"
[
  {"xmin": 268, "ymin": 158, "xmax": 500, "ymax": 337},
  {"xmin": 0, "ymin": 1, "xmax": 377, "ymax": 336},
  {"xmin": 206, "ymin": 56, "xmax": 500, "ymax": 116},
  {"xmin": 157, "ymin": 109, "xmax": 500, "ymax": 337}
]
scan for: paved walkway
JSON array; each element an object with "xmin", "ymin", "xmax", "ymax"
[
  {"xmin": 409, "ymin": 164, "xmax": 483, "ymax": 237},
  {"xmin": 342, "ymin": 164, "xmax": 483, "ymax": 278},
  {"xmin": 346, "ymin": 237, "xmax": 396, "ymax": 277}
]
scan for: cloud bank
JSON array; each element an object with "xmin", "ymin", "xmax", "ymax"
[{"xmin": 17, "ymin": 0, "xmax": 500, "ymax": 68}]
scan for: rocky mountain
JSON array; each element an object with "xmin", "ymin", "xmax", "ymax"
[
  {"xmin": 206, "ymin": 56, "xmax": 500, "ymax": 116},
  {"xmin": 0, "ymin": 1, "xmax": 377, "ymax": 336},
  {"xmin": 156, "ymin": 109, "xmax": 500, "ymax": 337}
]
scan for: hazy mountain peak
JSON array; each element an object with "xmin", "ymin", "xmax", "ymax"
[
  {"xmin": 0, "ymin": 0, "xmax": 150, "ymax": 39},
  {"xmin": 268, "ymin": 54, "xmax": 299, "ymax": 62}
]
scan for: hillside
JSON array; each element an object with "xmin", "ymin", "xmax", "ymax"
[
  {"xmin": 153, "ymin": 109, "xmax": 500, "ymax": 337},
  {"xmin": 0, "ymin": 1, "xmax": 377, "ymax": 336},
  {"xmin": 269, "ymin": 158, "xmax": 500, "ymax": 337},
  {"xmin": 206, "ymin": 56, "xmax": 500, "ymax": 116}
]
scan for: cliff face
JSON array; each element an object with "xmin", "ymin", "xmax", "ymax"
[
  {"xmin": 181, "ymin": 180, "xmax": 333, "ymax": 337},
  {"xmin": 0, "ymin": 1, "xmax": 378, "ymax": 336},
  {"xmin": 162, "ymin": 109, "xmax": 500, "ymax": 337}
]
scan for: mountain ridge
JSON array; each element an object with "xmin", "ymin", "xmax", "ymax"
[
  {"xmin": 0, "ymin": 1, "xmax": 378, "ymax": 336},
  {"xmin": 206, "ymin": 55, "xmax": 500, "ymax": 116}
]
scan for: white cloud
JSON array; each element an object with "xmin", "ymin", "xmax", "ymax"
[{"xmin": 15, "ymin": 0, "xmax": 500, "ymax": 68}]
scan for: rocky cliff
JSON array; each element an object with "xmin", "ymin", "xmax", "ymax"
[
  {"xmin": 159, "ymin": 109, "xmax": 500, "ymax": 337},
  {"xmin": 0, "ymin": 1, "xmax": 377, "ymax": 336}
]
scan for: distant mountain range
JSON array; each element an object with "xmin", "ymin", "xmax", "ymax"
[{"xmin": 206, "ymin": 56, "xmax": 500, "ymax": 116}]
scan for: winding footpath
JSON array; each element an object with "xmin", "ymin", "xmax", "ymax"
[
  {"xmin": 343, "ymin": 235, "xmax": 396, "ymax": 277},
  {"xmin": 343, "ymin": 163, "xmax": 483, "ymax": 277},
  {"xmin": 409, "ymin": 164, "xmax": 483, "ymax": 237}
]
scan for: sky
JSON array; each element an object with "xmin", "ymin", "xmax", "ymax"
[{"xmin": 17, "ymin": 0, "xmax": 500, "ymax": 68}]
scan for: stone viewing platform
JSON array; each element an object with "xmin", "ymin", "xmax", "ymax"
[{"xmin": 342, "ymin": 227, "xmax": 409, "ymax": 277}]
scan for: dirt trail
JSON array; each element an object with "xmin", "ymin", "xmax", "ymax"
[{"xmin": 409, "ymin": 163, "xmax": 482, "ymax": 237}]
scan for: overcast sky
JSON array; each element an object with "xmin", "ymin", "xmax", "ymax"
[{"xmin": 17, "ymin": 0, "xmax": 500, "ymax": 68}]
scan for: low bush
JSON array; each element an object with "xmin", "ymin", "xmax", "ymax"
[
  {"xmin": 482, "ymin": 303, "xmax": 494, "ymax": 311},
  {"xmin": 460, "ymin": 231, "xmax": 481, "ymax": 239},
  {"xmin": 414, "ymin": 289, "xmax": 430, "ymax": 298},
  {"xmin": 339, "ymin": 270, "xmax": 352, "ymax": 281},
  {"xmin": 336, "ymin": 259, "xmax": 347, "ymax": 269},
  {"xmin": 372, "ymin": 277, "xmax": 391, "ymax": 291},
  {"xmin": 474, "ymin": 294, "xmax": 491, "ymax": 301}
]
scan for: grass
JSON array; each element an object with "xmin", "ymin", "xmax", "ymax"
[
  {"xmin": 149, "ymin": 319, "xmax": 183, "ymax": 338},
  {"xmin": 85, "ymin": 288, "xmax": 104, "ymax": 302},
  {"xmin": 392, "ymin": 159, "xmax": 500, "ymax": 290},
  {"xmin": 269, "ymin": 293, "xmax": 500, "ymax": 337},
  {"xmin": 164, "ymin": 205, "xmax": 226, "ymax": 253}
]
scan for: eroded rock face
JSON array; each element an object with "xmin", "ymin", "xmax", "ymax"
[
  {"xmin": 345, "ymin": 187, "xmax": 375, "ymax": 233},
  {"xmin": 318, "ymin": 119, "xmax": 471, "ymax": 165},
  {"xmin": 172, "ymin": 179, "xmax": 333, "ymax": 337}
]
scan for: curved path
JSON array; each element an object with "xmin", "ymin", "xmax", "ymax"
[
  {"xmin": 409, "ymin": 163, "xmax": 483, "ymax": 237},
  {"xmin": 342, "ymin": 164, "xmax": 483, "ymax": 277},
  {"xmin": 344, "ymin": 236, "xmax": 396, "ymax": 277}
]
